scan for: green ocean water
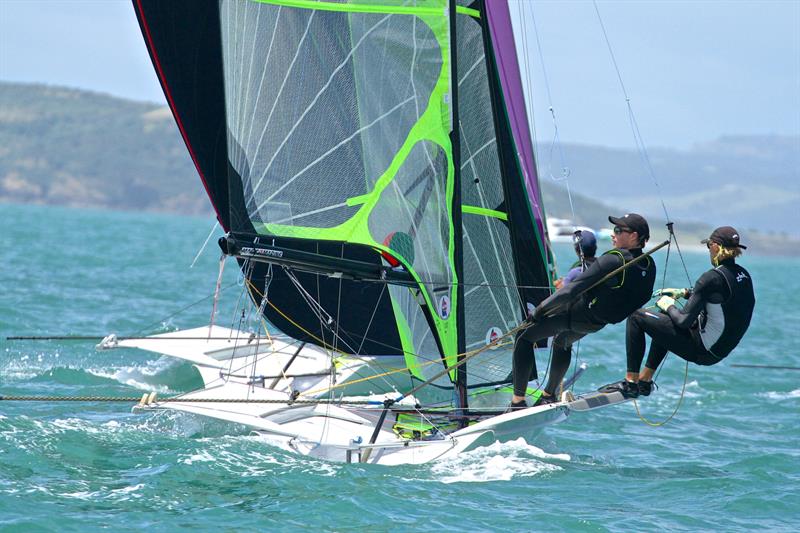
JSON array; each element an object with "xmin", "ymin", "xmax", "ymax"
[{"xmin": 1, "ymin": 203, "xmax": 798, "ymax": 531}]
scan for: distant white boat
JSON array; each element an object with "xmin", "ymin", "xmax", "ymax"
[{"xmin": 547, "ymin": 217, "xmax": 596, "ymax": 243}]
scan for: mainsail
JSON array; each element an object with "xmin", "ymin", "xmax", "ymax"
[{"xmin": 133, "ymin": 0, "xmax": 554, "ymax": 409}]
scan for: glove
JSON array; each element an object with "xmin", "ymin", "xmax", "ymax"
[
  {"xmin": 654, "ymin": 288, "xmax": 688, "ymax": 299},
  {"xmin": 656, "ymin": 296, "xmax": 676, "ymax": 313}
]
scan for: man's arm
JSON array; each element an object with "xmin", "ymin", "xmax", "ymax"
[
  {"xmin": 665, "ymin": 270, "xmax": 724, "ymax": 329},
  {"xmin": 534, "ymin": 253, "xmax": 623, "ymax": 319}
]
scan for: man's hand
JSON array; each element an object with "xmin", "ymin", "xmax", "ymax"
[
  {"xmin": 654, "ymin": 288, "xmax": 689, "ymax": 299},
  {"xmin": 656, "ymin": 295, "xmax": 676, "ymax": 313}
]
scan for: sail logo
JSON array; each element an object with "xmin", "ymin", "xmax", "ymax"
[
  {"xmin": 438, "ymin": 295, "xmax": 450, "ymax": 319},
  {"xmin": 241, "ymin": 247, "xmax": 284, "ymax": 258},
  {"xmin": 485, "ymin": 327, "xmax": 503, "ymax": 349}
]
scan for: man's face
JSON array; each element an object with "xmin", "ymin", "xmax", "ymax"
[
  {"xmin": 707, "ymin": 240, "xmax": 720, "ymax": 264},
  {"xmin": 611, "ymin": 226, "xmax": 639, "ymax": 249}
]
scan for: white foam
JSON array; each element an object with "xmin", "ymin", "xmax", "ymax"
[
  {"xmin": 180, "ymin": 449, "xmax": 216, "ymax": 465},
  {"xmin": 430, "ymin": 438, "xmax": 569, "ymax": 483},
  {"xmin": 760, "ymin": 389, "xmax": 800, "ymax": 400},
  {"xmin": 86, "ymin": 367, "xmax": 172, "ymax": 393}
]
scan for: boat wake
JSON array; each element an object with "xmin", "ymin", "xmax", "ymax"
[{"xmin": 430, "ymin": 438, "xmax": 570, "ymax": 483}]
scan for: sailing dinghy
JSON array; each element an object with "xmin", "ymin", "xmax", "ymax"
[{"xmin": 121, "ymin": 0, "xmax": 632, "ymax": 464}]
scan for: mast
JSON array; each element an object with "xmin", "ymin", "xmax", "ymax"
[{"xmin": 449, "ymin": 0, "xmax": 468, "ymax": 416}]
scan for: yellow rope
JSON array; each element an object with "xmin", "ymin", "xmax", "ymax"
[
  {"xmin": 633, "ymin": 360, "xmax": 689, "ymax": 427},
  {"xmin": 245, "ymin": 278, "xmax": 527, "ymax": 396}
]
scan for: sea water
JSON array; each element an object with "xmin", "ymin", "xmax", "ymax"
[{"xmin": 1, "ymin": 203, "xmax": 798, "ymax": 531}]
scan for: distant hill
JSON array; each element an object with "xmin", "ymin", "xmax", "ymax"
[
  {"xmin": 539, "ymin": 136, "xmax": 800, "ymax": 237},
  {"xmin": 1, "ymin": 81, "xmax": 797, "ymax": 255},
  {"xmin": 0, "ymin": 82, "xmax": 208, "ymax": 214}
]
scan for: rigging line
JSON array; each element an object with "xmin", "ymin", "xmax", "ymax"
[
  {"xmin": 634, "ymin": 360, "xmax": 689, "ymax": 427},
  {"xmin": 514, "ymin": 1, "xmax": 561, "ymax": 239},
  {"xmin": 669, "ymin": 227, "xmax": 694, "ymax": 286},
  {"xmin": 132, "ymin": 282, "xmax": 239, "ymax": 335},
  {"xmin": 396, "ymin": 322, "xmax": 530, "ymax": 403},
  {"xmin": 270, "ymin": 272, "xmax": 400, "ymax": 392},
  {"xmin": 357, "ymin": 277, "xmax": 555, "ymax": 291},
  {"xmin": 242, "ymin": 277, "xmax": 508, "ymax": 390},
  {"xmin": 355, "ymin": 282, "xmax": 387, "ymax": 356},
  {"xmin": 591, "ymin": 0, "xmax": 672, "ymax": 224},
  {"xmin": 229, "ymin": 259, "xmax": 254, "ymax": 332},
  {"xmin": 190, "ymin": 221, "xmax": 220, "ymax": 268},
  {"xmin": 290, "ymin": 282, "xmax": 357, "ymax": 361},
  {"xmin": 527, "ymin": 1, "xmax": 576, "ymax": 229}
]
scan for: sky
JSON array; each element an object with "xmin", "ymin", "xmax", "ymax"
[{"xmin": 0, "ymin": 0, "xmax": 798, "ymax": 150}]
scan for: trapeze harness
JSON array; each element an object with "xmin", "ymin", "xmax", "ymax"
[
  {"xmin": 585, "ymin": 248, "xmax": 656, "ymax": 324},
  {"xmin": 696, "ymin": 263, "xmax": 755, "ymax": 360}
]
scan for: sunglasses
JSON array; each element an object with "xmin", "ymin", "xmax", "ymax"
[{"xmin": 613, "ymin": 226, "xmax": 632, "ymax": 235}]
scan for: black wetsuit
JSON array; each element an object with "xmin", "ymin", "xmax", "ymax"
[
  {"xmin": 626, "ymin": 259, "xmax": 755, "ymax": 372},
  {"xmin": 512, "ymin": 247, "xmax": 656, "ymax": 396}
]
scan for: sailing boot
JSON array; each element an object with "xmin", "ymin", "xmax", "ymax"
[
  {"xmin": 532, "ymin": 393, "xmax": 558, "ymax": 407},
  {"xmin": 637, "ymin": 380, "xmax": 656, "ymax": 397},
  {"xmin": 598, "ymin": 379, "xmax": 640, "ymax": 399},
  {"xmin": 503, "ymin": 399, "xmax": 528, "ymax": 413}
]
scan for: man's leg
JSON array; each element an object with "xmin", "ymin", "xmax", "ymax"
[
  {"xmin": 511, "ymin": 314, "xmax": 569, "ymax": 402},
  {"xmin": 634, "ymin": 314, "xmax": 709, "ymax": 381},
  {"xmin": 626, "ymin": 309, "xmax": 656, "ymax": 380},
  {"xmin": 542, "ymin": 330, "xmax": 587, "ymax": 397}
]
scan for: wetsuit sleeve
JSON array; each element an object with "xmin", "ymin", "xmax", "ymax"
[
  {"xmin": 562, "ymin": 267, "xmax": 582, "ymax": 284},
  {"xmin": 666, "ymin": 270, "xmax": 727, "ymax": 329},
  {"xmin": 534, "ymin": 253, "xmax": 622, "ymax": 319}
]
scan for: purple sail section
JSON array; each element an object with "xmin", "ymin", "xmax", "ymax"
[{"xmin": 484, "ymin": 1, "xmax": 546, "ymax": 239}]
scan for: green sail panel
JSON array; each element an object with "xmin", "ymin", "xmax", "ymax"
[{"xmin": 219, "ymin": 0, "xmax": 459, "ymax": 383}]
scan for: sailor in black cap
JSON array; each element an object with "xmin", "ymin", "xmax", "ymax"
[
  {"xmin": 509, "ymin": 213, "xmax": 657, "ymax": 409},
  {"xmin": 601, "ymin": 226, "xmax": 756, "ymax": 398}
]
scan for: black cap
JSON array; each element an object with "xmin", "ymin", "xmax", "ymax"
[
  {"xmin": 701, "ymin": 226, "xmax": 747, "ymax": 249},
  {"xmin": 608, "ymin": 213, "xmax": 650, "ymax": 241}
]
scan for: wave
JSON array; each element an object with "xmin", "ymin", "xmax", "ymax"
[
  {"xmin": 759, "ymin": 389, "xmax": 800, "ymax": 401},
  {"xmin": 429, "ymin": 438, "xmax": 570, "ymax": 483},
  {"xmin": 2, "ymin": 356, "xmax": 203, "ymax": 394}
]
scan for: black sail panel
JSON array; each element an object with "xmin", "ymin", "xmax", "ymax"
[
  {"xmin": 133, "ymin": 0, "xmax": 233, "ymax": 230},
  {"xmin": 133, "ymin": 0, "xmax": 402, "ymax": 355}
]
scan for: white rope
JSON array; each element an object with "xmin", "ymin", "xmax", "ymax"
[
  {"xmin": 591, "ymin": 0, "xmax": 692, "ymax": 284},
  {"xmin": 190, "ymin": 221, "xmax": 219, "ymax": 268}
]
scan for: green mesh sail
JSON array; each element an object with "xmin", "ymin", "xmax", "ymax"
[{"xmin": 219, "ymin": 0, "xmax": 459, "ymax": 388}]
